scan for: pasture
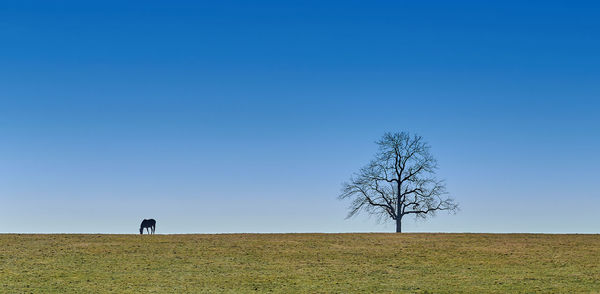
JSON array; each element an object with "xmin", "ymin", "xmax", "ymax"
[{"xmin": 1, "ymin": 233, "xmax": 599, "ymax": 293}]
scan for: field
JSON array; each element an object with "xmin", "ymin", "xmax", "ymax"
[{"xmin": 1, "ymin": 233, "xmax": 599, "ymax": 293}]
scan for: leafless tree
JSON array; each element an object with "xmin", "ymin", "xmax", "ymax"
[{"xmin": 339, "ymin": 132, "xmax": 458, "ymax": 232}]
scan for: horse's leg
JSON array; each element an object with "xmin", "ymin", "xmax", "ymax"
[{"xmin": 152, "ymin": 225, "xmax": 155, "ymax": 234}]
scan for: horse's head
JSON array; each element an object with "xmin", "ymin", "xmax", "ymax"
[{"xmin": 139, "ymin": 227, "xmax": 143, "ymax": 234}]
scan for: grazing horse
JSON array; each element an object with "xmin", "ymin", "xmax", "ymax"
[{"xmin": 139, "ymin": 219, "xmax": 156, "ymax": 234}]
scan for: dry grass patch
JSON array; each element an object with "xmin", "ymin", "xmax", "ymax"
[{"xmin": 1, "ymin": 233, "xmax": 599, "ymax": 293}]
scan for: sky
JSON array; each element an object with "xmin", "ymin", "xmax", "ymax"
[{"xmin": 1, "ymin": 1, "xmax": 599, "ymax": 233}]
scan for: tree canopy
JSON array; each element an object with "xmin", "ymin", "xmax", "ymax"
[{"xmin": 339, "ymin": 132, "xmax": 458, "ymax": 232}]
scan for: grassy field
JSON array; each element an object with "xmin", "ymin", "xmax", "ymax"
[{"xmin": 1, "ymin": 233, "xmax": 599, "ymax": 293}]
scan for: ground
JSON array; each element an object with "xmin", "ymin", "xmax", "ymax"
[{"xmin": 1, "ymin": 233, "xmax": 599, "ymax": 293}]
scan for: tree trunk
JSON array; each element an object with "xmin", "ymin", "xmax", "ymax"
[{"xmin": 397, "ymin": 181, "xmax": 402, "ymax": 233}]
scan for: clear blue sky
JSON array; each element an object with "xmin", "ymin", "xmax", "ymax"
[{"xmin": 1, "ymin": 1, "xmax": 599, "ymax": 233}]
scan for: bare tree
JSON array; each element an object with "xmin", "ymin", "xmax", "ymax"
[{"xmin": 339, "ymin": 132, "xmax": 458, "ymax": 232}]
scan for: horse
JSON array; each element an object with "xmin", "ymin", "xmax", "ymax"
[{"xmin": 139, "ymin": 219, "xmax": 156, "ymax": 234}]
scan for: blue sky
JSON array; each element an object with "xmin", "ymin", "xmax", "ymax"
[{"xmin": 1, "ymin": 1, "xmax": 599, "ymax": 233}]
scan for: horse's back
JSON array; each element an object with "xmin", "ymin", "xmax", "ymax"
[{"xmin": 141, "ymin": 219, "xmax": 156, "ymax": 226}]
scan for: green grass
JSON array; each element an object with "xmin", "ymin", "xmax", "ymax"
[{"xmin": 1, "ymin": 233, "xmax": 599, "ymax": 293}]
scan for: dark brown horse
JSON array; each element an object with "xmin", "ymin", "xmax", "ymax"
[{"xmin": 139, "ymin": 219, "xmax": 156, "ymax": 234}]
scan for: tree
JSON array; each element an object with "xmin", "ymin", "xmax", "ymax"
[{"xmin": 339, "ymin": 132, "xmax": 458, "ymax": 232}]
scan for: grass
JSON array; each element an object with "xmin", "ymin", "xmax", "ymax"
[{"xmin": 1, "ymin": 233, "xmax": 599, "ymax": 293}]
